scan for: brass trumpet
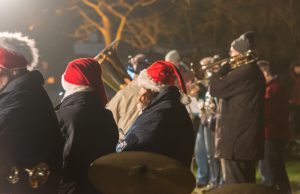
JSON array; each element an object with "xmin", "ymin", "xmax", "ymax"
[
  {"xmin": 25, "ymin": 162, "xmax": 50, "ymax": 189},
  {"xmin": 7, "ymin": 162, "xmax": 50, "ymax": 189},
  {"xmin": 201, "ymin": 50, "xmax": 258, "ymax": 71},
  {"xmin": 94, "ymin": 40, "xmax": 130, "ymax": 92}
]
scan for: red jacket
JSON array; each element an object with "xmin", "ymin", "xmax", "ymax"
[{"xmin": 264, "ymin": 77, "xmax": 291, "ymax": 140}]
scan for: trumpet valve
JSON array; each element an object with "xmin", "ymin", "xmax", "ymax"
[
  {"xmin": 7, "ymin": 166, "xmax": 20, "ymax": 184},
  {"xmin": 25, "ymin": 162, "xmax": 50, "ymax": 189}
]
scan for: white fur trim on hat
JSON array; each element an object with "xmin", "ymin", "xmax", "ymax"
[
  {"xmin": 138, "ymin": 69, "xmax": 191, "ymax": 105},
  {"xmin": 0, "ymin": 32, "xmax": 39, "ymax": 70},
  {"xmin": 61, "ymin": 74, "xmax": 94, "ymax": 100},
  {"xmin": 137, "ymin": 69, "xmax": 168, "ymax": 92}
]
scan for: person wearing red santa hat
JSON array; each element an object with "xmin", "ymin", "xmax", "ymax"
[
  {"xmin": 55, "ymin": 58, "xmax": 118, "ymax": 194},
  {"xmin": 116, "ymin": 60, "xmax": 194, "ymax": 167},
  {"xmin": 0, "ymin": 32, "xmax": 63, "ymax": 194}
]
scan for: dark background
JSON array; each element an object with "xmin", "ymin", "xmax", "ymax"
[{"xmin": 1, "ymin": 0, "xmax": 299, "ymax": 102}]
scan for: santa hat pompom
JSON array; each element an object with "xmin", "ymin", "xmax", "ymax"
[{"xmin": 0, "ymin": 32, "xmax": 39, "ymax": 70}]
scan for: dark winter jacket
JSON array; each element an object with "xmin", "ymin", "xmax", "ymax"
[
  {"xmin": 0, "ymin": 70, "xmax": 63, "ymax": 194},
  {"xmin": 117, "ymin": 86, "xmax": 194, "ymax": 167},
  {"xmin": 210, "ymin": 63, "xmax": 266, "ymax": 160},
  {"xmin": 55, "ymin": 91, "xmax": 118, "ymax": 194}
]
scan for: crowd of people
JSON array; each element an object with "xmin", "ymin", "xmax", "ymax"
[{"xmin": 0, "ymin": 31, "xmax": 298, "ymax": 194}]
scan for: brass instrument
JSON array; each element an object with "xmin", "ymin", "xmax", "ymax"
[
  {"xmin": 190, "ymin": 62, "xmax": 205, "ymax": 81},
  {"xmin": 188, "ymin": 80, "xmax": 201, "ymax": 97},
  {"xmin": 7, "ymin": 166, "xmax": 20, "ymax": 184},
  {"xmin": 6, "ymin": 162, "xmax": 50, "ymax": 189},
  {"xmin": 25, "ymin": 162, "xmax": 50, "ymax": 189},
  {"xmin": 94, "ymin": 40, "xmax": 130, "ymax": 92},
  {"xmin": 188, "ymin": 79, "xmax": 208, "ymax": 98},
  {"xmin": 201, "ymin": 50, "xmax": 258, "ymax": 71},
  {"xmin": 201, "ymin": 95, "xmax": 216, "ymax": 118}
]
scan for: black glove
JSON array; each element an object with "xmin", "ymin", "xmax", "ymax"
[{"xmin": 218, "ymin": 62, "xmax": 231, "ymax": 76}]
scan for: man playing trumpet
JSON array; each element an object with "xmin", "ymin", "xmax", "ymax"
[{"xmin": 209, "ymin": 31, "xmax": 266, "ymax": 184}]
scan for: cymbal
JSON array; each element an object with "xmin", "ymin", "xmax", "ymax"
[{"xmin": 89, "ymin": 151, "xmax": 195, "ymax": 194}]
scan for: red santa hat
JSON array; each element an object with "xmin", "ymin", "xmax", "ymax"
[
  {"xmin": 63, "ymin": 58, "xmax": 108, "ymax": 106},
  {"xmin": 138, "ymin": 60, "xmax": 190, "ymax": 104},
  {"xmin": 0, "ymin": 32, "xmax": 39, "ymax": 70}
]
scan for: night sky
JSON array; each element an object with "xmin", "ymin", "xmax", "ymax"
[
  {"xmin": 0, "ymin": 0, "xmax": 80, "ymax": 101},
  {"xmin": 0, "ymin": 0, "xmax": 153, "ymax": 101}
]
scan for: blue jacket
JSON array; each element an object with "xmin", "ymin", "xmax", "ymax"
[{"xmin": 118, "ymin": 86, "xmax": 194, "ymax": 167}]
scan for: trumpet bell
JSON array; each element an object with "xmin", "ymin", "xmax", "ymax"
[
  {"xmin": 230, "ymin": 50, "xmax": 258, "ymax": 69},
  {"xmin": 201, "ymin": 50, "xmax": 258, "ymax": 71}
]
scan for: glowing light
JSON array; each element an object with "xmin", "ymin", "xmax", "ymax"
[{"xmin": 47, "ymin": 76, "xmax": 56, "ymax": 84}]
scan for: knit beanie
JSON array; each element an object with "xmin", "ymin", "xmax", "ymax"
[{"xmin": 231, "ymin": 31, "xmax": 255, "ymax": 53}]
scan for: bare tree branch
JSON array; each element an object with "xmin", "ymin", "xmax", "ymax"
[{"xmin": 69, "ymin": 0, "xmax": 163, "ymax": 47}]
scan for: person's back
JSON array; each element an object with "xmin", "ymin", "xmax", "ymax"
[
  {"xmin": 211, "ymin": 62, "xmax": 265, "ymax": 160},
  {"xmin": 56, "ymin": 58, "xmax": 118, "ymax": 194},
  {"xmin": 122, "ymin": 86, "xmax": 194, "ymax": 166},
  {"xmin": 107, "ymin": 80, "xmax": 140, "ymax": 138},
  {"xmin": 0, "ymin": 32, "xmax": 63, "ymax": 194},
  {"xmin": 56, "ymin": 92, "xmax": 118, "ymax": 194},
  {"xmin": 117, "ymin": 61, "xmax": 194, "ymax": 167},
  {"xmin": 107, "ymin": 54, "xmax": 150, "ymax": 139}
]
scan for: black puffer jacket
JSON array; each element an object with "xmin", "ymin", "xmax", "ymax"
[
  {"xmin": 118, "ymin": 86, "xmax": 194, "ymax": 167},
  {"xmin": 55, "ymin": 91, "xmax": 118, "ymax": 194},
  {"xmin": 0, "ymin": 70, "xmax": 63, "ymax": 194}
]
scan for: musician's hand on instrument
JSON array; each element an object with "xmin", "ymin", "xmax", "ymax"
[{"xmin": 218, "ymin": 62, "xmax": 231, "ymax": 76}]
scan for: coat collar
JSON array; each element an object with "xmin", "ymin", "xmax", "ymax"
[
  {"xmin": 1, "ymin": 70, "xmax": 44, "ymax": 94},
  {"xmin": 144, "ymin": 86, "xmax": 180, "ymax": 110},
  {"xmin": 55, "ymin": 91, "xmax": 101, "ymax": 110}
]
